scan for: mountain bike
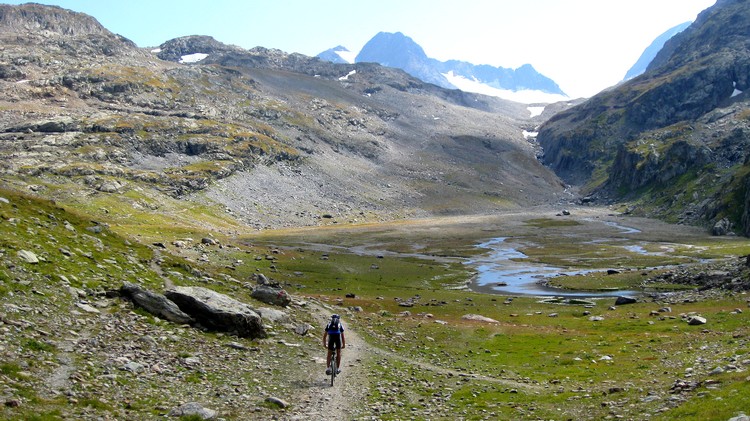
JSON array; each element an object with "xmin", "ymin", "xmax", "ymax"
[{"xmin": 329, "ymin": 347, "xmax": 338, "ymax": 387}]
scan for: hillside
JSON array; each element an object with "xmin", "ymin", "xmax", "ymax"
[
  {"xmin": 3, "ymin": 5, "xmax": 750, "ymax": 421},
  {"xmin": 0, "ymin": 4, "xmax": 568, "ymax": 234},
  {"xmin": 537, "ymin": 0, "xmax": 750, "ymax": 235}
]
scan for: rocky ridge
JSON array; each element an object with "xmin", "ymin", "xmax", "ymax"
[{"xmin": 537, "ymin": 0, "xmax": 750, "ymax": 235}]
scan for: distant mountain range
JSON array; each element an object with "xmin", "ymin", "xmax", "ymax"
[{"xmin": 317, "ymin": 32, "xmax": 568, "ymax": 104}]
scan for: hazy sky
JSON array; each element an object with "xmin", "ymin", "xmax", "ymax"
[{"xmin": 3, "ymin": 0, "xmax": 716, "ymax": 98}]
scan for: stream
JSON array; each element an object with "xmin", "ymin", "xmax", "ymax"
[{"xmin": 467, "ymin": 236, "xmax": 640, "ymax": 298}]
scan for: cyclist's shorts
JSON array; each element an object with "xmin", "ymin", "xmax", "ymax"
[{"xmin": 327, "ymin": 334, "xmax": 342, "ymax": 350}]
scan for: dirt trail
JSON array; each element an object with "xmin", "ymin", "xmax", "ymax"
[
  {"xmin": 284, "ymin": 301, "xmax": 540, "ymax": 420},
  {"xmin": 283, "ymin": 305, "xmax": 370, "ymax": 420}
]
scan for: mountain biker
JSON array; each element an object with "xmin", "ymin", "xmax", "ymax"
[{"xmin": 323, "ymin": 314, "xmax": 346, "ymax": 375}]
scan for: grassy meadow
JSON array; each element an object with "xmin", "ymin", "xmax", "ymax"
[{"xmin": 2, "ymin": 185, "xmax": 749, "ymax": 420}]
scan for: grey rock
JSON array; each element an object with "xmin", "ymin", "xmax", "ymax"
[
  {"xmin": 712, "ymin": 218, "xmax": 733, "ymax": 236},
  {"xmin": 251, "ymin": 285, "xmax": 291, "ymax": 307},
  {"xmin": 98, "ymin": 181, "xmax": 120, "ymax": 193},
  {"xmin": 122, "ymin": 361, "xmax": 144, "ymax": 373},
  {"xmin": 75, "ymin": 302, "xmax": 100, "ymax": 314},
  {"xmin": 168, "ymin": 402, "xmax": 217, "ymax": 419},
  {"xmin": 120, "ymin": 282, "xmax": 193, "ymax": 324},
  {"xmin": 17, "ymin": 250, "xmax": 39, "ymax": 264},
  {"xmin": 294, "ymin": 323, "xmax": 311, "ymax": 336},
  {"xmin": 615, "ymin": 296, "xmax": 637, "ymax": 305},
  {"xmin": 166, "ymin": 286, "xmax": 266, "ymax": 338},
  {"xmin": 256, "ymin": 307, "xmax": 290, "ymax": 324},
  {"xmin": 462, "ymin": 314, "xmax": 499, "ymax": 323},
  {"xmin": 687, "ymin": 315, "xmax": 707, "ymax": 325},
  {"xmin": 265, "ymin": 396, "xmax": 289, "ymax": 408}
]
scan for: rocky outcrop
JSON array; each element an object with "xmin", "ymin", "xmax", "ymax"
[{"xmin": 165, "ymin": 286, "xmax": 266, "ymax": 338}]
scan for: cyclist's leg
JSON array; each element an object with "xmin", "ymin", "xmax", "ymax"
[
  {"xmin": 326, "ymin": 335, "xmax": 333, "ymax": 373},
  {"xmin": 335, "ymin": 336, "xmax": 342, "ymax": 372}
]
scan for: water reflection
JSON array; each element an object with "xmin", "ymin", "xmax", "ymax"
[{"xmin": 467, "ymin": 237, "xmax": 637, "ymax": 297}]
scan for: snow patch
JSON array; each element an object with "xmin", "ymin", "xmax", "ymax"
[
  {"xmin": 732, "ymin": 81, "xmax": 743, "ymax": 98},
  {"xmin": 151, "ymin": 48, "xmax": 162, "ymax": 53},
  {"xmin": 179, "ymin": 53, "xmax": 209, "ymax": 64},
  {"xmin": 339, "ymin": 70, "xmax": 356, "ymax": 81},
  {"xmin": 522, "ymin": 130, "xmax": 538, "ymax": 139},
  {"xmin": 335, "ymin": 49, "xmax": 357, "ymax": 64},
  {"xmin": 443, "ymin": 71, "xmax": 568, "ymax": 104},
  {"xmin": 527, "ymin": 106, "xmax": 545, "ymax": 118}
]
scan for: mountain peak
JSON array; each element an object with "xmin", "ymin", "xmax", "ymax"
[
  {"xmin": 316, "ymin": 45, "xmax": 355, "ymax": 64},
  {"xmin": 320, "ymin": 31, "xmax": 565, "ymax": 103},
  {"xmin": 356, "ymin": 31, "xmax": 429, "ymax": 65}
]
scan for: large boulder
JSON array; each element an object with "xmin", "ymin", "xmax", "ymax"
[
  {"xmin": 251, "ymin": 285, "xmax": 291, "ymax": 307},
  {"xmin": 120, "ymin": 282, "xmax": 193, "ymax": 324},
  {"xmin": 166, "ymin": 286, "xmax": 266, "ymax": 338}
]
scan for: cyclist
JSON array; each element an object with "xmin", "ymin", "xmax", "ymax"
[{"xmin": 323, "ymin": 314, "xmax": 346, "ymax": 375}]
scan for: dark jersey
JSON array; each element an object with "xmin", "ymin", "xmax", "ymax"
[{"xmin": 326, "ymin": 320, "xmax": 344, "ymax": 335}]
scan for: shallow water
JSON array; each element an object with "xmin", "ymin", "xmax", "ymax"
[{"xmin": 467, "ymin": 237, "xmax": 638, "ymax": 297}]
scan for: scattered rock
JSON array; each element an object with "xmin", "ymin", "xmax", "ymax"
[
  {"xmin": 168, "ymin": 402, "xmax": 217, "ymax": 419},
  {"xmin": 75, "ymin": 302, "xmax": 100, "ymax": 314},
  {"xmin": 17, "ymin": 250, "xmax": 39, "ymax": 264},
  {"xmin": 294, "ymin": 323, "xmax": 311, "ymax": 336},
  {"xmin": 256, "ymin": 307, "xmax": 290, "ymax": 324},
  {"xmin": 265, "ymin": 396, "xmax": 289, "ymax": 408},
  {"xmin": 201, "ymin": 237, "xmax": 219, "ymax": 246},
  {"xmin": 97, "ymin": 181, "xmax": 121, "ymax": 193},
  {"xmin": 251, "ymin": 285, "xmax": 291, "ymax": 307},
  {"xmin": 461, "ymin": 314, "xmax": 499, "ymax": 323},
  {"xmin": 687, "ymin": 315, "xmax": 707, "ymax": 325},
  {"xmin": 615, "ymin": 296, "xmax": 637, "ymax": 305}
]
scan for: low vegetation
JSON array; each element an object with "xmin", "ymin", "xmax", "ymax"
[{"xmin": 2, "ymin": 189, "xmax": 750, "ymax": 420}]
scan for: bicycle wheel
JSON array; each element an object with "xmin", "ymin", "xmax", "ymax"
[{"xmin": 330, "ymin": 350, "xmax": 337, "ymax": 387}]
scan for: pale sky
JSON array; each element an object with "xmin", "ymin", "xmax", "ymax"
[{"xmin": 2, "ymin": 0, "xmax": 717, "ymax": 98}]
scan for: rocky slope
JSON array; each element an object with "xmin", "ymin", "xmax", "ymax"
[
  {"xmin": 0, "ymin": 4, "xmax": 569, "ymax": 232},
  {"xmin": 537, "ymin": 0, "xmax": 750, "ymax": 235}
]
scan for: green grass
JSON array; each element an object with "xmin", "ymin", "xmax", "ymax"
[{"xmin": 3, "ymin": 183, "xmax": 750, "ymax": 420}]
